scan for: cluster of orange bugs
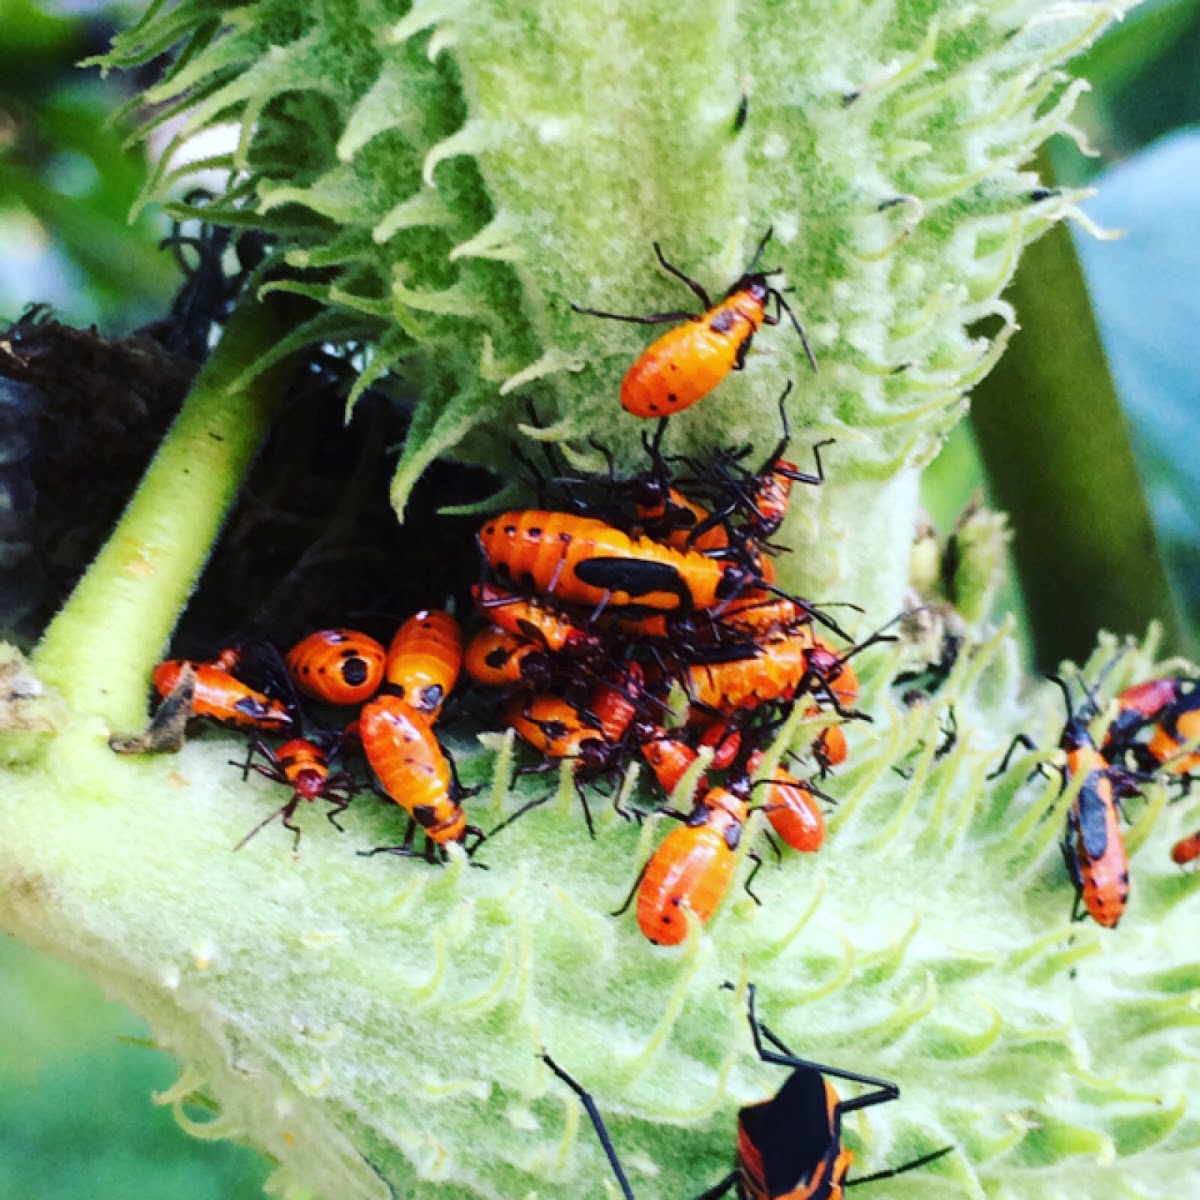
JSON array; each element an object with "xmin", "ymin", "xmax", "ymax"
[
  {"xmin": 151, "ymin": 612, "xmax": 475, "ymax": 856},
  {"xmin": 455, "ymin": 231, "xmax": 888, "ymax": 947},
  {"xmin": 468, "ymin": 382, "xmax": 883, "ymax": 944},
  {"xmin": 992, "ymin": 664, "xmax": 1200, "ymax": 928},
  {"xmin": 130, "ymin": 224, "xmax": 1200, "ymax": 1200}
]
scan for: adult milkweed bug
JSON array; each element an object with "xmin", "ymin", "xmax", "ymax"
[
  {"xmin": 358, "ymin": 694, "xmax": 480, "ymax": 854},
  {"xmin": 152, "ymin": 658, "xmax": 294, "ymax": 732},
  {"xmin": 1172, "ymin": 831, "xmax": 1200, "ymax": 866},
  {"xmin": 479, "ymin": 510, "xmax": 753, "ymax": 615},
  {"xmin": 572, "ymin": 229, "xmax": 816, "ymax": 419},
  {"xmin": 1099, "ymin": 676, "xmax": 1199, "ymax": 775},
  {"xmin": 231, "ymin": 736, "xmax": 355, "ymax": 852},
  {"xmin": 1053, "ymin": 672, "xmax": 1139, "ymax": 928},
  {"xmin": 993, "ymin": 669, "xmax": 1136, "ymax": 929},
  {"xmin": 285, "ymin": 628, "xmax": 387, "ymax": 707},
  {"xmin": 384, "ymin": 609, "xmax": 463, "ymax": 722},
  {"xmin": 696, "ymin": 984, "xmax": 953, "ymax": 1199}
]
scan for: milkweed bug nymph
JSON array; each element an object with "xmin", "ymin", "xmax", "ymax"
[{"xmin": 572, "ymin": 229, "xmax": 817, "ymax": 419}]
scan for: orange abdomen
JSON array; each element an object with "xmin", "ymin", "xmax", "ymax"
[
  {"xmin": 747, "ymin": 750, "xmax": 825, "ymax": 853},
  {"xmin": 642, "ymin": 734, "xmax": 704, "ymax": 795},
  {"xmin": 464, "ymin": 627, "xmax": 547, "ymax": 687},
  {"xmin": 1072, "ymin": 790, "xmax": 1129, "ymax": 928},
  {"xmin": 385, "ymin": 610, "xmax": 462, "ymax": 722},
  {"xmin": 286, "ymin": 629, "xmax": 386, "ymax": 706},
  {"xmin": 274, "ymin": 738, "xmax": 331, "ymax": 800},
  {"xmin": 360, "ymin": 696, "xmax": 464, "ymax": 843},
  {"xmin": 620, "ymin": 295, "xmax": 763, "ymax": 418},
  {"xmin": 505, "ymin": 694, "xmax": 600, "ymax": 761},
  {"xmin": 1148, "ymin": 705, "xmax": 1200, "ymax": 774},
  {"xmin": 811, "ymin": 722, "xmax": 848, "ymax": 770},
  {"xmin": 1172, "ymin": 832, "xmax": 1200, "ymax": 866},
  {"xmin": 686, "ymin": 631, "xmax": 809, "ymax": 713},
  {"xmin": 637, "ymin": 822, "xmax": 736, "ymax": 945}
]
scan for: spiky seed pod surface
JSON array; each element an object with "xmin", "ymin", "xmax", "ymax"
[
  {"xmin": 103, "ymin": 0, "xmax": 1122, "ymax": 615},
  {"xmin": 3, "ymin": 630, "xmax": 1199, "ymax": 1198},
  {"xmin": 8, "ymin": 1, "xmax": 1200, "ymax": 1197}
]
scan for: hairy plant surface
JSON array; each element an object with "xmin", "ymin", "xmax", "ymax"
[{"xmin": 3, "ymin": 1, "xmax": 1199, "ymax": 1198}]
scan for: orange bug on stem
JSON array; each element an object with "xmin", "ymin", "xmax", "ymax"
[
  {"xmin": 572, "ymin": 229, "xmax": 816, "ymax": 419},
  {"xmin": 285, "ymin": 628, "xmax": 386, "ymax": 707},
  {"xmin": 383, "ymin": 609, "xmax": 463, "ymax": 723},
  {"xmin": 231, "ymin": 736, "xmax": 355, "ymax": 852}
]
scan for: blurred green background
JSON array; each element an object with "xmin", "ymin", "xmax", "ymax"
[{"xmin": 1, "ymin": 0, "xmax": 1198, "ymax": 1194}]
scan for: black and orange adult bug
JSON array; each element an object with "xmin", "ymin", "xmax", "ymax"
[
  {"xmin": 994, "ymin": 670, "xmax": 1135, "ymax": 929},
  {"xmin": 696, "ymin": 984, "xmax": 952, "ymax": 1199},
  {"xmin": 1054, "ymin": 673, "xmax": 1138, "ymax": 928},
  {"xmin": 285, "ymin": 628, "xmax": 387, "ymax": 707},
  {"xmin": 232, "ymin": 736, "xmax": 355, "ymax": 851},
  {"xmin": 152, "ymin": 658, "xmax": 294, "ymax": 732},
  {"xmin": 383, "ymin": 609, "xmax": 463, "ymax": 722},
  {"xmin": 572, "ymin": 229, "xmax": 817, "ymax": 419},
  {"xmin": 1109, "ymin": 677, "xmax": 1200, "ymax": 779}
]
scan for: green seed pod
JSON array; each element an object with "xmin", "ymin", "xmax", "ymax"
[{"xmin": 5, "ymin": 4, "xmax": 1195, "ymax": 1199}]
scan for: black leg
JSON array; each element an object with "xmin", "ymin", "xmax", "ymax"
[
  {"xmin": 611, "ymin": 858, "xmax": 651, "ymax": 918},
  {"xmin": 653, "ymin": 241, "xmax": 712, "ymax": 309},
  {"xmin": 744, "ymin": 985, "xmax": 900, "ymax": 1112},
  {"xmin": 692, "ymin": 1171, "xmax": 739, "ymax": 1200},
  {"xmin": 570, "ymin": 302, "xmax": 697, "ymax": 327},
  {"xmin": 540, "ymin": 1054, "xmax": 636, "ymax": 1200},
  {"xmin": 848, "ymin": 1144, "xmax": 954, "ymax": 1189},
  {"xmin": 987, "ymin": 733, "xmax": 1039, "ymax": 780}
]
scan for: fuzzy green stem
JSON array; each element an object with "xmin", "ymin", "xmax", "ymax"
[
  {"xmin": 775, "ymin": 469, "xmax": 922, "ymax": 627},
  {"xmin": 34, "ymin": 300, "xmax": 297, "ymax": 728}
]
